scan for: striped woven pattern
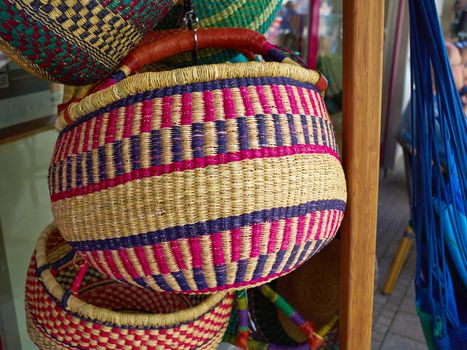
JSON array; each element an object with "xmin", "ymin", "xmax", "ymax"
[
  {"xmin": 26, "ymin": 224, "xmax": 233, "ymax": 350},
  {"xmin": 154, "ymin": 0, "xmax": 284, "ymax": 66},
  {"xmin": 50, "ymin": 61, "xmax": 347, "ymax": 294},
  {"xmin": 0, "ymin": 0, "xmax": 176, "ymax": 85}
]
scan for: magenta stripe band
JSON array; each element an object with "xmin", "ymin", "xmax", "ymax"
[{"xmin": 51, "ymin": 144, "xmax": 340, "ymax": 201}]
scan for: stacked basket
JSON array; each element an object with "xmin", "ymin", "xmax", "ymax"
[{"xmin": 0, "ymin": 1, "xmax": 348, "ymax": 349}]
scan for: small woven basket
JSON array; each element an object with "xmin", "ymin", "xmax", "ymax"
[
  {"xmin": 0, "ymin": 0, "xmax": 177, "ymax": 85},
  {"xmin": 50, "ymin": 28, "xmax": 347, "ymax": 294},
  {"xmin": 26, "ymin": 223, "xmax": 233, "ymax": 350},
  {"xmin": 154, "ymin": 0, "xmax": 284, "ymax": 66}
]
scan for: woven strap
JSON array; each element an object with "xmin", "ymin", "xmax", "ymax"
[{"xmin": 234, "ymin": 287, "xmax": 324, "ymax": 350}]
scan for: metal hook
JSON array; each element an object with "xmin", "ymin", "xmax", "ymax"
[{"xmin": 183, "ymin": 9, "xmax": 200, "ymax": 65}]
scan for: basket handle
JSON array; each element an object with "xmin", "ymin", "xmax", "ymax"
[
  {"xmin": 94, "ymin": 28, "xmax": 327, "ymax": 92},
  {"xmin": 234, "ymin": 287, "xmax": 324, "ymax": 350},
  {"xmin": 122, "ymin": 28, "xmax": 269, "ymax": 74}
]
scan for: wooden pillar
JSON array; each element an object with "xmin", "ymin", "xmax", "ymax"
[{"xmin": 339, "ymin": 0, "xmax": 385, "ymax": 349}]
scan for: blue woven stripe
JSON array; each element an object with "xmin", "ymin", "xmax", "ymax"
[
  {"xmin": 70, "ymin": 199, "xmax": 346, "ymax": 251},
  {"xmin": 252, "ymin": 254, "xmax": 269, "ymax": 280},
  {"xmin": 58, "ymin": 160, "xmax": 64, "ymax": 193},
  {"xmin": 237, "ymin": 117, "xmax": 249, "ymax": 150},
  {"xmin": 273, "ymin": 114, "xmax": 284, "ymax": 146},
  {"xmin": 234, "ymin": 259, "xmax": 248, "ymax": 285},
  {"xmin": 171, "ymin": 126, "xmax": 183, "ymax": 163},
  {"xmin": 287, "ymin": 114, "xmax": 298, "ymax": 145},
  {"xmin": 256, "ymin": 114, "xmax": 268, "ymax": 147},
  {"xmin": 192, "ymin": 123, "xmax": 204, "ymax": 158},
  {"xmin": 60, "ymin": 77, "xmax": 318, "ymax": 134},
  {"xmin": 130, "ymin": 135, "xmax": 140, "ymax": 171},
  {"xmin": 85, "ymin": 152, "xmax": 94, "ymax": 185},
  {"xmin": 192, "ymin": 267, "xmax": 209, "ymax": 290},
  {"xmin": 98, "ymin": 146, "xmax": 107, "ymax": 181},
  {"xmin": 150, "ymin": 130, "xmax": 161, "ymax": 166},
  {"xmin": 113, "ymin": 141, "xmax": 124, "ymax": 176},
  {"xmin": 301, "ymin": 114, "xmax": 311, "ymax": 144},
  {"xmin": 75, "ymin": 154, "xmax": 83, "ymax": 187},
  {"xmin": 215, "ymin": 120, "xmax": 228, "ymax": 154},
  {"xmin": 65, "ymin": 157, "xmax": 72, "ymax": 191},
  {"xmin": 311, "ymin": 116, "xmax": 319, "ymax": 145},
  {"xmin": 215, "ymin": 264, "xmax": 227, "ymax": 287}
]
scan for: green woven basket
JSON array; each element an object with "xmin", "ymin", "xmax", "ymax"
[
  {"xmin": 154, "ymin": 0, "xmax": 284, "ymax": 66},
  {"xmin": 0, "ymin": 0, "xmax": 177, "ymax": 85}
]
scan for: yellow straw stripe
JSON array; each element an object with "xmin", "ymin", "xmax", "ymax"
[
  {"xmin": 53, "ymin": 154, "xmax": 346, "ymax": 243},
  {"xmin": 249, "ymin": 0, "xmax": 283, "ymax": 31}
]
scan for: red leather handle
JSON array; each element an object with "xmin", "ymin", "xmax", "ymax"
[{"xmin": 122, "ymin": 28, "xmax": 268, "ymax": 73}]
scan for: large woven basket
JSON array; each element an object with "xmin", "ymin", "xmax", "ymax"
[
  {"xmin": 154, "ymin": 0, "xmax": 284, "ymax": 66},
  {"xmin": 26, "ymin": 223, "xmax": 233, "ymax": 350},
  {"xmin": 50, "ymin": 28, "xmax": 347, "ymax": 294},
  {"xmin": 0, "ymin": 0, "xmax": 177, "ymax": 85}
]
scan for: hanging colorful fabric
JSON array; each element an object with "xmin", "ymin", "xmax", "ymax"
[
  {"xmin": 0, "ymin": 0, "xmax": 178, "ymax": 85},
  {"xmin": 50, "ymin": 28, "xmax": 347, "ymax": 294},
  {"xmin": 26, "ymin": 224, "xmax": 233, "ymax": 350}
]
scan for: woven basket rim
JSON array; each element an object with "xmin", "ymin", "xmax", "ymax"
[
  {"xmin": 35, "ymin": 223, "xmax": 229, "ymax": 328},
  {"xmin": 56, "ymin": 61, "xmax": 321, "ymax": 130}
]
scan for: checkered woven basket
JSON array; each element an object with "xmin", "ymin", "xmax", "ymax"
[
  {"xmin": 50, "ymin": 28, "xmax": 347, "ymax": 294},
  {"xmin": 0, "ymin": 0, "xmax": 177, "ymax": 85},
  {"xmin": 26, "ymin": 223, "xmax": 234, "ymax": 350},
  {"xmin": 153, "ymin": 0, "xmax": 284, "ymax": 66}
]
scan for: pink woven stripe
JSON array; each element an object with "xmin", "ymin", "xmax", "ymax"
[
  {"xmin": 285, "ymin": 85, "xmax": 300, "ymax": 114},
  {"xmin": 181, "ymin": 93, "xmax": 193, "ymax": 125},
  {"xmin": 87, "ymin": 251, "xmax": 114, "ymax": 279},
  {"xmin": 72, "ymin": 124, "xmax": 82, "ymax": 155},
  {"xmin": 297, "ymin": 87, "xmax": 311, "ymax": 115},
  {"xmin": 81, "ymin": 119, "xmax": 92, "ymax": 153},
  {"xmin": 152, "ymin": 244, "xmax": 170, "ymax": 274},
  {"xmin": 307, "ymin": 89, "xmax": 319, "ymax": 117},
  {"xmin": 117, "ymin": 249, "xmax": 140, "ymax": 279},
  {"xmin": 271, "ymin": 85, "xmax": 286, "ymax": 114},
  {"xmin": 105, "ymin": 109, "xmax": 118, "ymax": 144},
  {"xmin": 60, "ymin": 127, "xmax": 74, "ymax": 161},
  {"xmin": 123, "ymin": 104, "xmax": 134, "ymax": 138},
  {"xmin": 295, "ymin": 215, "xmax": 306, "ymax": 245},
  {"xmin": 267, "ymin": 220, "xmax": 279, "ymax": 254},
  {"xmin": 250, "ymin": 224, "xmax": 263, "ymax": 258},
  {"xmin": 169, "ymin": 240, "xmax": 187, "ymax": 270},
  {"xmin": 256, "ymin": 86, "xmax": 272, "ymax": 114},
  {"xmin": 239, "ymin": 86, "xmax": 255, "ymax": 116},
  {"xmin": 203, "ymin": 90, "xmax": 215, "ymax": 122},
  {"xmin": 103, "ymin": 250, "xmax": 124, "ymax": 280},
  {"xmin": 51, "ymin": 144, "xmax": 340, "ymax": 200},
  {"xmin": 140, "ymin": 100, "xmax": 153, "ymax": 133},
  {"xmin": 189, "ymin": 237, "xmax": 203, "ymax": 268},
  {"xmin": 161, "ymin": 95, "xmax": 172, "ymax": 128},
  {"xmin": 222, "ymin": 88, "xmax": 236, "ymax": 119},
  {"xmin": 134, "ymin": 246, "xmax": 153, "ymax": 276},
  {"xmin": 304, "ymin": 212, "xmax": 317, "ymax": 242},
  {"xmin": 314, "ymin": 211, "xmax": 324, "ymax": 240},
  {"xmin": 211, "ymin": 232, "xmax": 225, "ymax": 265},
  {"xmin": 231, "ymin": 228, "xmax": 242, "ymax": 262},
  {"xmin": 92, "ymin": 115, "xmax": 103, "ymax": 149},
  {"xmin": 280, "ymin": 218, "xmax": 293, "ymax": 251}
]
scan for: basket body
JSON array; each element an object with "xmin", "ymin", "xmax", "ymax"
[
  {"xmin": 154, "ymin": 0, "xmax": 283, "ymax": 66},
  {"xmin": 49, "ymin": 62, "xmax": 347, "ymax": 293},
  {"xmin": 26, "ymin": 224, "xmax": 233, "ymax": 350},
  {"xmin": 0, "ymin": 0, "xmax": 176, "ymax": 85}
]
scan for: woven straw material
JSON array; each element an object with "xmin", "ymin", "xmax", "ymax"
[
  {"xmin": 50, "ymin": 61, "xmax": 347, "ymax": 294},
  {"xmin": 0, "ymin": 0, "xmax": 177, "ymax": 85},
  {"xmin": 154, "ymin": 0, "xmax": 284, "ymax": 66},
  {"xmin": 26, "ymin": 223, "xmax": 233, "ymax": 350}
]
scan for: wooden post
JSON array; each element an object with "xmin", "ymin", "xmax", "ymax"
[{"xmin": 339, "ymin": 0, "xmax": 385, "ymax": 349}]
